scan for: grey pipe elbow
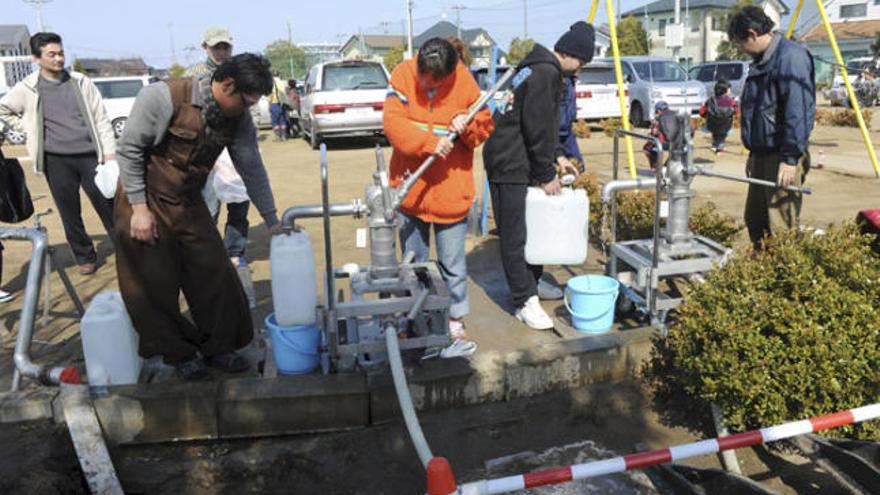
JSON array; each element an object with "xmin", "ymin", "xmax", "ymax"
[{"xmin": 601, "ymin": 177, "xmax": 658, "ymax": 203}]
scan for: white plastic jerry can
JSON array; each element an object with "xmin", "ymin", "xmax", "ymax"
[
  {"xmin": 270, "ymin": 230, "xmax": 318, "ymax": 326},
  {"xmin": 524, "ymin": 186, "xmax": 590, "ymax": 265},
  {"xmin": 80, "ymin": 291, "xmax": 142, "ymax": 386}
]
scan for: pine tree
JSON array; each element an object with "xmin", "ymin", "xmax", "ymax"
[{"xmin": 617, "ymin": 16, "xmax": 650, "ymax": 56}]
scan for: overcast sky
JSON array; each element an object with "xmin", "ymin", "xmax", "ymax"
[{"xmin": 3, "ymin": 0, "xmax": 657, "ymax": 68}]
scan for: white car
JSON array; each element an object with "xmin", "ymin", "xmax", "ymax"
[
  {"xmin": 92, "ymin": 75, "xmax": 159, "ymax": 138},
  {"xmin": 300, "ymin": 60, "xmax": 390, "ymax": 149},
  {"xmin": 575, "ymin": 63, "xmax": 629, "ymax": 121}
]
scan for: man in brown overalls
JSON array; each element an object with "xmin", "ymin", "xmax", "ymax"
[{"xmin": 115, "ymin": 54, "xmax": 283, "ymax": 380}]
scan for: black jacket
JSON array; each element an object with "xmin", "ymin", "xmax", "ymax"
[
  {"xmin": 740, "ymin": 33, "xmax": 815, "ymax": 165},
  {"xmin": 483, "ymin": 44, "xmax": 564, "ymax": 184}
]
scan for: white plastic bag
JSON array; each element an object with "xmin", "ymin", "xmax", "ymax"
[
  {"xmin": 94, "ymin": 159, "xmax": 119, "ymax": 199},
  {"xmin": 212, "ymin": 149, "xmax": 249, "ymax": 204},
  {"xmin": 202, "ymin": 169, "xmax": 220, "ymax": 218}
]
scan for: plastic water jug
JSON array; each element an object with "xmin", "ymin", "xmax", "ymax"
[
  {"xmin": 80, "ymin": 291, "xmax": 142, "ymax": 386},
  {"xmin": 525, "ymin": 186, "xmax": 589, "ymax": 265},
  {"xmin": 270, "ymin": 230, "xmax": 317, "ymax": 326}
]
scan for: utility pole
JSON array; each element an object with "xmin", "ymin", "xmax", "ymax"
[
  {"xmin": 405, "ymin": 0, "xmax": 414, "ymax": 59},
  {"xmin": 451, "ymin": 5, "xmax": 466, "ymax": 40},
  {"xmin": 287, "ymin": 18, "xmax": 294, "ymax": 78},
  {"xmin": 379, "ymin": 21, "xmax": 392, "ymax": 35},
  {"xmin": 523, "ymin": 0, "xmax": 528, "ymax": 39},
  {"xmin": 168, "ymin": 22, "xmax": 177, "ymax": 66},
  {"xmin": 673, "ymin": 0, "xmax": 681, "ymax": 63},
  {"xmin": 23, "ymin": 0, "xmax": 52, "ymax": 32}
]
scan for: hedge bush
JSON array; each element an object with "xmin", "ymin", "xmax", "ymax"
[
  {"xmin": 573, "ymin": 119, "xmax": 592, "ymax": 139},
  {"xmin": 600, "ymin": 118, "xmax": 623, "ymax": 137},
  {"xmin": 571, "ymin": 174, "xmax": 742, "ymax": 247},
  {"xmin": 815, "ymin": 107, "xmax": 873, "ymax": 129},
  {"xmin": 644, "ymin": 225, "xmax": 880, "ymax": 441}
]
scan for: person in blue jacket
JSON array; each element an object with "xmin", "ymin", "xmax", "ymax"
[
  {"xmin": 729, "ymin": 6, "xmax": 815, "ymax": 249},
  {"xmin": 558, "ymin": 75, "xmax": 584, "ymax": 169}
]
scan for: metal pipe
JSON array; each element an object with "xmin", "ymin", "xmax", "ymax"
[
  {"xmin": 320, "ymin": 144, "xmax": 336, "ymax": 315},
  {"xmin": 600, "ymin": 177, "xmax": 659, "ymax": 203},
  {"xmin": 385, "ymin": 321, "xmax": 434, "ymax": 468},
  {"xmin": 392, "ymin": 67, "xmax": 517, "ymax": 211},
  {"xmin": 280, "ymin": 202, "xmax": 363, "ymax": 230},
  {"xmin": 0, "ymin": 227, "xmax": 79, "ymax": 391},
  {"xmin": 691, "ymin": 166, "xmax": 812, "ymax": 195}
]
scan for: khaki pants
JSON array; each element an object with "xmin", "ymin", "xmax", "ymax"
[{"xmin": 744, "ymin": 151, "xmax": 810, "ymax": 248}]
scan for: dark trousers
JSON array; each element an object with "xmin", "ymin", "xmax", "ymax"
[
  {"xmin": 744, "ymin": 151, "xmax": 810, "ymax": 249},
  {"xmin": 490, "ymin": 182, "xmax": 543, "ymax": 308},
  {"xmin": 223, "ymin": 201, "xmax": 250, "ymax": 258},
  {"xmin": 43, "ymin": 152, "xmax": 114, "ymax": 265},
  {"xmin": 114, "ymin": 190, "xmax": 252, "ymax": 364}
]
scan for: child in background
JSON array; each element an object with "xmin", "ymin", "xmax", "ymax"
[
  {"xmin": 700, "ymin": 79, "xmax": 737, "ymax": 154},
  {"xmin": 644, "ymin": 101, "xmax": 672, "ymax": 170}
]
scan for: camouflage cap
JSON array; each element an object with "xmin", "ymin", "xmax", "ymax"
[{"xmin": 203, "ymin": 26, "xmax": 233, "ymax": 47}]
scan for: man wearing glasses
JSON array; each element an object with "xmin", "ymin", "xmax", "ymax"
[{"xmin": 115, "ymin": 54, "xmax": 283, "ymax": 380}]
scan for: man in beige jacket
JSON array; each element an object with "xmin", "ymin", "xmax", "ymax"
[{"xmin": 0, "ymin": 32, "xmax": 117, "ymax": 274}]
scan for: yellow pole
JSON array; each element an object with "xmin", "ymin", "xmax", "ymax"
[
  {"xmin": 815, "ymin": 0, "xmax": 880, "ymax": 177},
  {"xmin": 588, "ymin": 0, "xmax": 600, "ymax": 24},
  {"xmin": 785, "ymin": 0, "xmax": 804, "ymax": 39},
  {"xmin": 604, "ymin": 0, "xmax": 638, "ymax": 177}
]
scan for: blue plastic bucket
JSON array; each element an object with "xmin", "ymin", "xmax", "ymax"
[
  {"xmin": 564, "ymin": 275, "xmax": 620, "ymax": 334},
  {"xmin": 265, "ymin": 313, "xmax": 319, "ymax": 374}
]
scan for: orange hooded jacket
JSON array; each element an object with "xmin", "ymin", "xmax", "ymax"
[{"xmin": 383, "ymin": 59, "xmax": 494, "ymax": 224}]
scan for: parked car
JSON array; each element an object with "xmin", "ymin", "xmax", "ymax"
[
  {"xmin": 300, "ymin": 60, "xmax": 390, "ymax": 149},
  {"xmin": 825, "ymin": 57, "xmax": 880, "ymax": 107},
  {"xmin": 0, "ymin": 85, "xmax": 27, "ymax": 145},
  {"xmin": 596, "ymin": 57, "xmax": 706, "ymax": 127},
  {"xmin": 688, "ymin": 60, "xmax": 750, "ymax": 99},
  {"xmin": 574, "ymin": 62, "xmax": 629, "ymax": 121},
  {"xmin": 92, "ymin": 75, "xmax": 159, "ymax": 138}
]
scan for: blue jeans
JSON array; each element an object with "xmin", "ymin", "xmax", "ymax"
[
  {"xmin": 224, "ymin": 201, "xmax": 250, "ymax": 258},
  {"xmin": 398, "ymin": 212, "xmax": 469, "ymax": 318}
]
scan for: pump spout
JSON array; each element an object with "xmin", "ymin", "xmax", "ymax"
[{"xmin": 601, "ymin": 177, "xmax": 658, "ymax": 203}]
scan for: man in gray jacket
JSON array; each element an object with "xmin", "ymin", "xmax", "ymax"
[{"xmin": 0, "ymin": 32, "xmax": 117, "ymax": 274}]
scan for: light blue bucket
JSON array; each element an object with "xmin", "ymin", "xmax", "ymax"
[
  {"xmin": 265, "ymin": 313, "xmax": 320, "ymax": 374},
  {"xmin": 564, "ymin": 275, "xmax": 620, "ymax": 334}
]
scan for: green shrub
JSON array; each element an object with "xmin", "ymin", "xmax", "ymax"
[
  {"xmin": 601, "ymin": 118, "xmax": 623, "ymax": 137},
  {"xmin": 572, "ymin": 173, "xmax": 743, "ymax": 247},
  {"xmin": 573, "ymin": 119, "xmax": 592, "ymax": 139},
  {"xmin": 689, "ymin": 202, "xmax": 744, "ymax": 248},
  {"xmin": 644, "ymin": 225, "xmax": 880, "ymax": 441}
]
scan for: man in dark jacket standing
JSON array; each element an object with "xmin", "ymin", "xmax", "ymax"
[
  {"xmin": 729, "ymin": 7, "xmax": 815, "ymax": 249},
  {"xmin": 483, "ymin": 22, "xmax": 594, "ymax": 330}
]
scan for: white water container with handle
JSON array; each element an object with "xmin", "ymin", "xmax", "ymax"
[
  {"xmin": 80, "ymin": 291, "xmax": 142, "ymax": 386},
  {"xmin": 271, "ymin": 230, "xmax": 318, "ymax": 326},
  {"xmin": 525, "ymin": 186, "xmax": 589, "ymax": 265}
]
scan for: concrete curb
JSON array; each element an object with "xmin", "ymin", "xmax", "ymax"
[{"xmin": 0, "ymin": 327, "xmax": 655, "ymax": 445}]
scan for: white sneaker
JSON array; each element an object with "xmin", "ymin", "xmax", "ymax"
[
  {"xmin": 515, "ymin": 295, "xmax": 554, "ymax": 330},
  {"xmin": 0, "ymin": 290, "xmax": 13, "ymax": 303}
]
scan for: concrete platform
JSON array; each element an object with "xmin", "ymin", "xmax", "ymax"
[{"xmin": 0, "ymin": 324, "xmax": 654, "ymax": 445}]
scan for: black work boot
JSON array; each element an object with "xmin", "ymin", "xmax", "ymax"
[
  {"xmin": 205, "ymin": 352, "xmax": 250, "ymax": 373},
  {"xmin": 173, "ymin": 357, "xmax": 211, "ymax": 381}
]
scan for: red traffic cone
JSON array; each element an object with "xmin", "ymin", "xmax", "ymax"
[{"xmin": 426, "ymin": 457, "xmax": 458, "ymax": 495}]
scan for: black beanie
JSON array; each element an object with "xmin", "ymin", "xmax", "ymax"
[{"xmin": 554, "ymin": 21, "xmax": 596, "ymax": 63}]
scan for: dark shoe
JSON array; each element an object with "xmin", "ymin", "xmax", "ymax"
[
  {"xmin": 78, "ymin": 263, "xmax": 97, "ymax": 275},
  {"xmin": 205, "ymin": 352, "xmax": 250, "ymax": 373},
  {"xmin": 173, "ymin": 357, "xmax": 211, "ymax": 381},
  {"xmin": 537, "ymin": 277, "xmax": 563, "ymax": 300}
]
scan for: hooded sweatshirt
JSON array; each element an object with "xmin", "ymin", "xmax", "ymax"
[{"xmin": 482, "ymin": 44, "xmax": 564, "ymax": 185}]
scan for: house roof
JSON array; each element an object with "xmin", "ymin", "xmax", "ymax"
[
  {"xmin": 0, "ymin": 25, "xmax": 30, "ymax": 48},
  {"xmin": 413, "ymin": 21, "xmax": 496, "ymax": 48},
  {"xmin": 624, "ymin": 0, "xmax": 789, "ymax": 16},
  {"xmin": 75, "ymin": 58, "xmax": 150, "ymax": 73},
  {"xmin": 801, "ymin": 19, "xmax": 880, "ymax": 42},
  {"xmin": 340, "ymin": 34, "xmax": 406, "ymax": 53}
]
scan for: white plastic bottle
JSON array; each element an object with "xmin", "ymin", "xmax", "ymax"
[
  {"xmin": 524, "ymin": 186, "xmax": 590, "ymax": 265},
  {"xmin": 270, "ymin": 230, "xmax": 317, "ymax": 326},
  {"xmin": 80, "ymin": 291, "xmax": 142, "ymax": 386}
]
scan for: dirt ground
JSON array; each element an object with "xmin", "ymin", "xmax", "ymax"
[{"xmin": 0, "ymin": 105, "xmax": 878, "ymax": 493}]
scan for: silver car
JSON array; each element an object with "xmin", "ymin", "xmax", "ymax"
[
  {"xmin": 688, "ymin": 61, "xmax": 750, "ymax": 100},
  {"xmin": 596, "ymin": 57, "xmax": 706, "ymax": 127}
]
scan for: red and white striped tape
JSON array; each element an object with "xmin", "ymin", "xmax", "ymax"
[{"xmin": 456, "ymin": 403, "xmax": 880, "ymax": 495}]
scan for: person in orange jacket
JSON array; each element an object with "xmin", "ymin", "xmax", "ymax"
[{"xmin": 384, "ymin": 37, "xmax": 494, "ymax": 358}]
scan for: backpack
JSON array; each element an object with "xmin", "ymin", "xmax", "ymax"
[
  {"xmin": 706, "ymin": 97, "xmax": 735, "ymax": 134},
  {"xmin": 0, "ymin": 155, "xmax": 34, "ymax": 223}
]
